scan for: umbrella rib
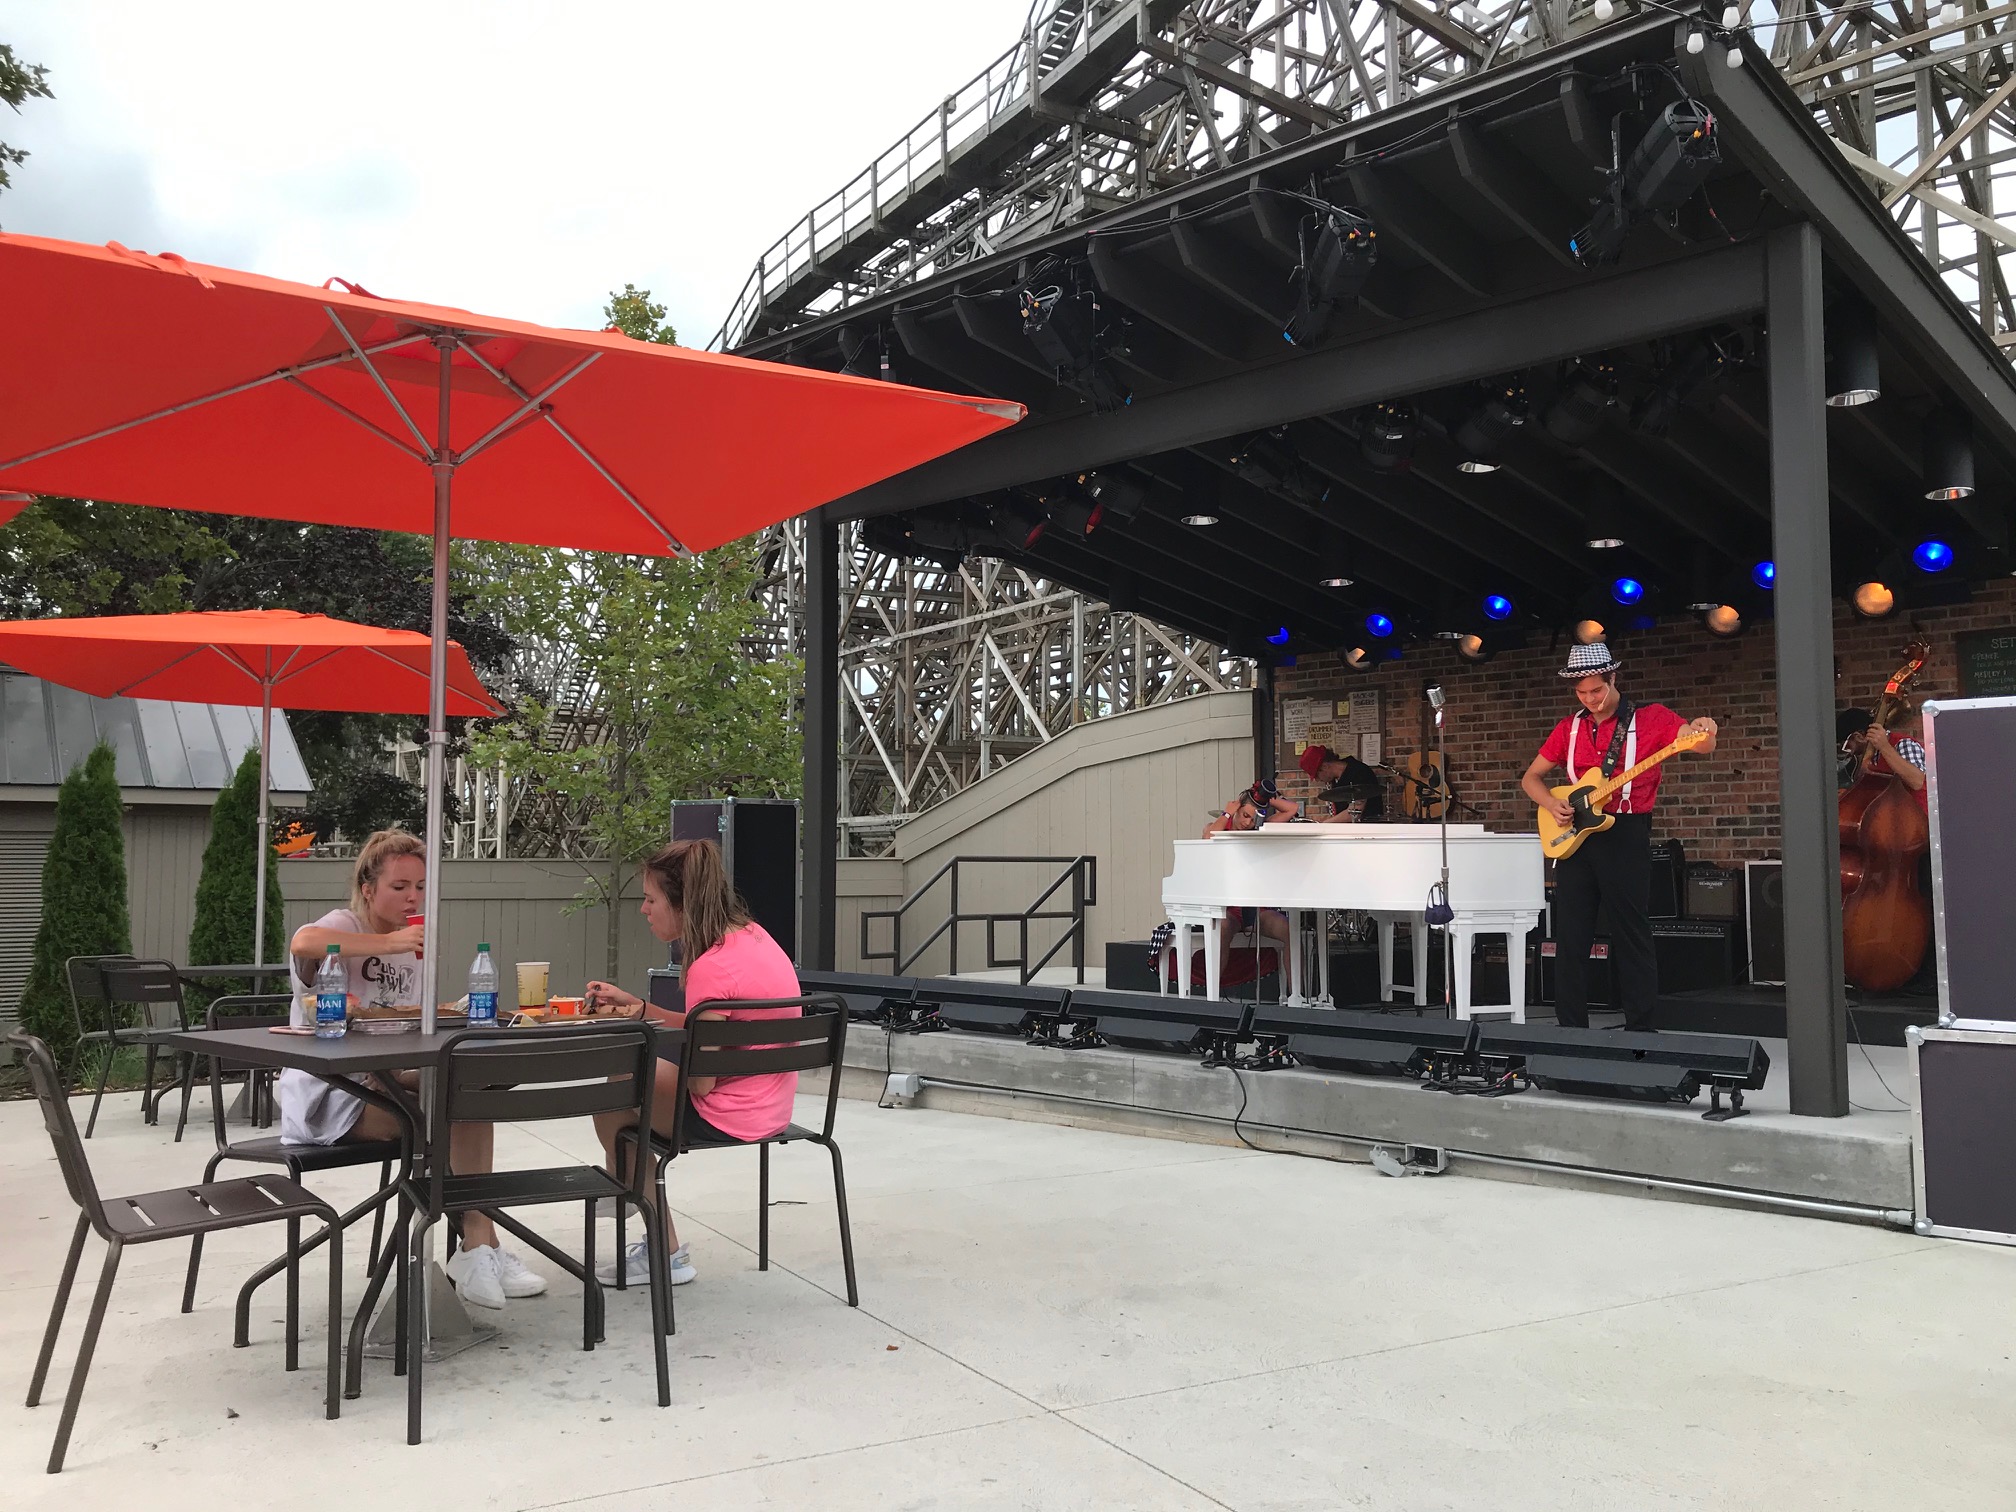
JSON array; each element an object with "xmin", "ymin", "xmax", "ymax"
[
  {"xmin": 110, "ymin": 642, "xmax": 215, "ymax": 698},
  {"xmin": 451, "ymin": 338, "xmax": 689, "ymax": 557},
  {"xmin": 325, "ymin": 306, "xmax": 435, "ymax": 456},
  {"xmin": 456, "ymin": 352, "xmax": 602, "ymax": 463},
  {"xmin": 0, "ymin": 332, "xmax": 432, "ymax": 474},
  {"xmin": 357, "ymin": 644, "xmax": 499, "ymax": 714},
  {"xmin": 284, "ymin": 377, "xmax": 432, "ymax": 462}
]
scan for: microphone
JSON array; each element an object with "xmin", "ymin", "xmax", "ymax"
[{"xmin": 1423, "ymin": 681, "xmax": 1446, "ymax": 710}]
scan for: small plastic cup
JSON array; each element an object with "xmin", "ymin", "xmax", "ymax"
[{"xmin": 516, "ymin": 961, "xmax": 550, "ymax": 1008}]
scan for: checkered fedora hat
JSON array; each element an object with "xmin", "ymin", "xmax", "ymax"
[{"xmin": 1559, "ymin": 641, "xmax": 1623, "ymax": 678}]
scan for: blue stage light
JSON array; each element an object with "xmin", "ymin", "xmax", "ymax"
[
  {"xmin": 1366, "ymin": 612, "xmax": 1395, "ymax": 638},
  {"xmin": 1483, "ymin": 594, "xmax": 1514, "ymax": 621},
  {"xmin": 1752, "ymin": 559, "xmax": 1776, "ymax": 590},
  {"xmin": 1266, "ymin": 625, "xmax": 1291, "ymax": 646},
  {"xmin": 1913, "ymin": 539, "xmax": 1954, "ymax": 573},
  {"xmin": 1611, "ymin": 577, "xmax": 1645, "ymax": 606}
]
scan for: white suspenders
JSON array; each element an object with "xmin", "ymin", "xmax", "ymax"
[{"xmin": 1568, "ymin": 710, "xmax": 1639, "ymax": 810}]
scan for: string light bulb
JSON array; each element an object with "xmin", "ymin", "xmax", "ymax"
[
  {"xmin": 1593, "ymin": 0, "xmax": 1614, "ymax": 17},
  {"xmin": 1727, "ymin": 43, "xmax": 1744, "ymax": 66}
]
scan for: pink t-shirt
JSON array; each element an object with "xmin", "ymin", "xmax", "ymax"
[{"xmin": 681, "ymin": 922, "xmax": 802, "ymax": 1141}]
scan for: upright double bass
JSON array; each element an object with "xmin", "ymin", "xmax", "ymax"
[{"xmin": 1838, "ymin": 643, "xmax": 1932, "ymax": 992}]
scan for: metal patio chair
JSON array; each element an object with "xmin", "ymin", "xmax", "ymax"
[
  {"xmin": 9, "ymin": 1031, "xmax": 341, "ymax": 1475},
  {"xmin": 616, "ymin": 999, "xmax": 858, "ymax": 1333},
  {"xmin": 64, "ymin": 953, "xmax": 138, "ymax": 1138},
  {"xmin": 86, "ymin": 958, "xmax": 196, "ymax": 1138},
  {"xmin": 395, "ymin": 1022, "xmax": 670, "ymax": 1445}
]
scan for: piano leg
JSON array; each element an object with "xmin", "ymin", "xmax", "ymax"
[
  {"xmin": 1316, "ymin": 913, "xmax": 1332, "ymax": 1008},
  {"xmin": 1375, "ymin": 915, "xmax": 1396, "ymax": 1003},
  {"xmin": 1451, "ymin": 925, "xmax": 1475, "ymax": 1020},
  {"xmin": 1410, "ymin": 919, "xmax": 1430, "ymax": 1008},
  {"xmin": 1507, "ymin": 913, "xmax": 1537, "ymax": 1025},
  {"xmin": 1286, "ymin": 910, "xmax": 1305, "ymax": 1005},
  {"xmin": 1202, "ymin": 916, "xmax": 1223, "ymax": 1001},
  {"xmin": 1173, "ymin": 922, "xmax": 1191, "ymax": 998}
]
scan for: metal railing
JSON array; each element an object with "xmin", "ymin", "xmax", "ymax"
[{"xmin": 860, "ymin": 854, "xmax": 1097, "ymax": 985}]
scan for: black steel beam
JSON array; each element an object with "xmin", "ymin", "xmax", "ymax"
[
  {"xmin": 1089, "ymin": 233, "xmax": 1256, "ymax": 360},
  {"xmin": 803, "ymin": 509, "xmax": 840, "ymax": 970},
  {"xmin": 892, "ymin": 306, "xmax": 1066, "ymax": 412},
  {"xmin": 953, "ymin": 293, "xmax": 1059, "ymax": 378},
  {"xmin": 1448, "ymin": 119, "xmax": 1581, "ymax": 267},
  {"xmin": 830, "ymin": 242, "xmax": 1769, "ymax": 519},
  {"xmin": 1346, "ymin": 163, "xmax": 1493, "ymax": 298},
  {"xmin": 1170, "ymin": 209, "xmax": 1292, "ymax": 328},
  {"xmin": 1766, "ymin": 224, "xmax": 1849, "ymax": 1118}
]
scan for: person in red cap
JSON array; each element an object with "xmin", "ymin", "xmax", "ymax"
[{"xmin": 1298, "ymin": 744, "xmax": 1385, "ymax": 822}]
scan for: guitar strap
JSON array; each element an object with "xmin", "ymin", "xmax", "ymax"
[{"xmin": 1570, "ymin": 698, "xmax": 1637, "ymax": 804}]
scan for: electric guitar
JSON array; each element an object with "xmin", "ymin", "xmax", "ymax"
[{"xmin": 1536, "ymin": 726, "xmax": 1711, "ymax": 860}]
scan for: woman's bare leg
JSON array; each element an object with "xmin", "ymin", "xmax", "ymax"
[
  {"xmin": 349, "ymin": 1102, "xmax": 497, "ymax": 1248},
  {"xmin": 592, "ymin": 1060, "xmax": 684, "ymax": 1251}
]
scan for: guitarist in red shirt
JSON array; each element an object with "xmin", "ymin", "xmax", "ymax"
[{"xmin": 1520, "ymin": 642, "xmax": 1719, "ymax": 1031}]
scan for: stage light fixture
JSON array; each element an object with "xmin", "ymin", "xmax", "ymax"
[
  {"xmin": 988, "ymin": 498, "xmax": 1048, "ymax": 551},
  {"xmin": 1853, "ymin": 580, "xmax": 1897, "ymax": 618},
  {"xmin": 1922, "ymin": 408, "xmax": 1976, "ymax": 500},
  {"xmin": 1343, "ymin": 646, "xmax": 1375, "ymax": 671},
  {"xmin": 1575, "ymin": 618, "xmax": 1607, "ymax": 644},
  {"xmin": 1544, "ymin": 358, "xmax": 1618, "ymax": 444},
  {"xmin": 1455, "ymin": 378, "xmax": 1528, "ymax": 473},
  {"xmin": 1283, "ymin": 203, "xmax": 1377, "ymax": 347},
  {"xmin": 1181, "ymin": 512, "xmax": 1220, "ymax": 527},
  {"xmin": 1457, "ymin": 633, "xmax": 1491, "ymax": 662},
  {"xmin": 1632, "ymin": 331, "xmax": 1740, "ymax": 436},
  {"xmin": 1076, "ymin": 469, "xmax": 1149, "ymax": 522},
  {"xmin": 1267, "ymin": 625, "xmax": 1292, "ymax": 647},
  {"xmin": 1366, "ymin": 611, "xmax": 1395, "ymax": 638},
  {"xmin": 1569, "ymin": 99, "xmax": 1720, "ymax": 266},
  {"xmin": 836, "ymin": 325, "xmax": 885, "ymax": 380},
  {"xmin": 1016, "ymin": 270, "xmax": 1131, "ymax": 412},
  {"xmin": 1914, "ymin": 538, "xmax": 1955, "ymax": 573},
  {"xmin": 1317, "ymin": 525, "xmax": 1354, "ymax": 588},
  {"xmin": 1483, "ymin": 593, "xmax": 1514, "ymax": 621},
  {"xmin": 1704, "ymin": 604, "xmax": 1743, "ymax": 636},
  {"xmin": 1230, "ymin": 430, "xmax": 1329, "ymax": 505},
  {"xmin": 1751, "ymin": 559, "xmax": 1776, "ymax": 590},
  {"xmin": 1360, "ymin": 402, "xmax": 1420, "ymax": 472},
  {"xmin": 1824, "ymin": 298, "xmax": 1880, "ymax": 407},
  {"xmin": 1611, "ymin": 576, "xmax": 1645, "ymax": 606}
]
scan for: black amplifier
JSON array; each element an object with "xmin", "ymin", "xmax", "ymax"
[
  {"xmin": 1651, "ymin": 918, "xmax": 1741, "ymax": 991},
  {"xmin": 1686, "ymin": 863, "xmax": 1743, "ymax": 921}
]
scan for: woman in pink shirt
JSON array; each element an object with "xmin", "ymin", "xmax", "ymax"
[{"xmin": 583, "ymin": 838, "xmax": 801, "ymax": 1287}]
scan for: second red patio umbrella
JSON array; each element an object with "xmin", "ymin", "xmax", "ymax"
[
  {"xmin": 0, "ymin": 232, "xmax": 1023, "ymax": 1028},
  {"xmin": 0, "ymin": 609, "xmax": 503, "ymax": 974}
]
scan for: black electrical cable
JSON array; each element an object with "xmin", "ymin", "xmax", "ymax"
[{"xmin": 1848, "ymin": 1005, "xmax": 1912, "ymax": 1113}]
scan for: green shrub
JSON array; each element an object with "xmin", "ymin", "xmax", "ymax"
[
  {"xmin": 16, "ymin": 742, "xmax": 132, "ymax": 1068},
  {"xmin": 187, "ymin": 748, "xmax": 287, "ymax": 1008}
]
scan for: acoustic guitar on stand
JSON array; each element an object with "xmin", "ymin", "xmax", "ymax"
[{"xmin": 1535, "ymin": 727, "xmax": 1711, "ymax": 860}]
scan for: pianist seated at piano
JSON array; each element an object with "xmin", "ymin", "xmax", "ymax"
[
  {"xmin": 1201, "ymin": 781, "xmax": 1294, "ymax": 977},
  {"xmin": 1297, "ymin": 745, "xmax": 1386, "ymax": 822}
]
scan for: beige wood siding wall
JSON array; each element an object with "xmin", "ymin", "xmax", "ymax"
[
  {"xmin": 852, "ymin": 691, "xmax": 1257, "ymax": 976},
  {"xmin": 124, "ymin": 807, "xmax": 215, "ymax": 963}
]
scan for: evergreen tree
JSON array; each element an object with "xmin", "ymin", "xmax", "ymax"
[
  {"xmin": 17, "ymin": 743, "xmax": 132, "ymax": 1067},
  {"xmin": 187, "ymin": 749, "xmax": 287, "ymax": 1004}
]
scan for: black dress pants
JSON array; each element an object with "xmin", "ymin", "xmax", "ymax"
[{"xmin": 1552, "ymin": 813, "xmax": 1657, "ymax": 1030}]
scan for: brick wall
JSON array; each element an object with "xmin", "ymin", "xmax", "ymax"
[{"xmin": 1271, "ymin": 577, "xmax": 2016, "ymax": 867}]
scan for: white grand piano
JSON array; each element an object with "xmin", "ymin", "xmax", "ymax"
[{"xmin": 1160, "ymin": 824, "xmax": 1545, "ymax": 1018}]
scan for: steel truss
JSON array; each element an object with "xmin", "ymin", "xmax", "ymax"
[{"xmin": 472, "ymin": 1, "xmax": 2008, "ymax": 856}]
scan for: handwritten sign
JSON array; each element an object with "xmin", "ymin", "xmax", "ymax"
[{"xmin": 1958, "ymin": 627, "xmax": 2016, "ymax": 698}]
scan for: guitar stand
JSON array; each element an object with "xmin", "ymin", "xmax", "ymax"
[{"xmin": 1703, "ymin": 1084, "xmax": 1749, "ymax": 1121}]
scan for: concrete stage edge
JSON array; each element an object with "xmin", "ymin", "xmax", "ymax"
[{"xmin": 820, "ymin": 1025, "xmax": 1915, "ymax": 1219}]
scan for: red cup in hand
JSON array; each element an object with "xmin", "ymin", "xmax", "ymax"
[{"xmin": 406, "ymin": 912, "xmax": 424, "ymax": 960}]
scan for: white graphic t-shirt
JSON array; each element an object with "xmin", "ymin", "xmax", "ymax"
[{"xmin": 278, "ymin": 908, "xmax": 420, "ymax": 1145}]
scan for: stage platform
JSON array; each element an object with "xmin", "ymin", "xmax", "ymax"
[{"xmin": 831, "ymin": 986, "xmax": 1917, "ymax": 1219}]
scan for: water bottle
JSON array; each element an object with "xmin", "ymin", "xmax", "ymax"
[
  {"xmin": 314, "ymin": 946, "xmax": 348, "ymax": 1039},
  {"xmin": 468, "ymin": 943, "xmax": 499, "ymax": 1028}
]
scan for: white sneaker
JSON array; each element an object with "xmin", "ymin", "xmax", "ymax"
[
  {"xmin": 445, "ymin": 1243, "xmax": 507, "ymax": 1310},
  {"xmin": 595, "ymin": 1241, "xmax": 696, "ymax": 1287},
  {"xmin": 495, "ymin": 1246, "xmax": 548, "ymax": 1299}
]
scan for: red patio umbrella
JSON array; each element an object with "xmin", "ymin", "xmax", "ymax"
[
  {"xmin": 0, "ymin": 231, "xmax": 1023, "ymax": 1028},
  {"xmin": 0, "ymin": 609, "xmax": 504, "ymax": 973}
]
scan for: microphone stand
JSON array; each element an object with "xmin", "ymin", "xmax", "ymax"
[{"xmin": 1433, "ymin": 699, "xmax": 1454, "ymax": 1016}]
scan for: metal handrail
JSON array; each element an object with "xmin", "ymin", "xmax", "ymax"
[
  {"xmin": 710, "ymin": 0, "xmax": 1119, "ymax": 350},
  {"xmin": 860, "ymin": 854, "xmax": 1098, "ymax": 985}
]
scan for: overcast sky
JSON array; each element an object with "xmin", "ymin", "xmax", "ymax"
[{"xmin": 3, "ymin": 1, "xmax": 1033, "ymax": 345}]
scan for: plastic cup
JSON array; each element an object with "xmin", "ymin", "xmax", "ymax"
[
  {"xmin": 406, "ymin": 912, "xmax": 424, "ymax": 960},
  {"xmin": 516, "ymin": 961, "xmax": 550, "ymax": 1008},
  {"xmin": 549, "ymin": 996, "xmax": 582, "ymax": 1018}
]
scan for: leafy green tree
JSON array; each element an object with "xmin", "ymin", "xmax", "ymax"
[
  {"xmin": 187, "ymin": 750, "xmax": 288, "ymax": 1005},
  {"xmin": 17, "ymin": 743, "xmax": 132, "ymax": 1068},
  {"xmin": 468, "ymin": 283, "xmax": 799, "ymax": 977},
  {"xmin": 0, "ymin": 42, "xmax": 52, "ymax": 193}
]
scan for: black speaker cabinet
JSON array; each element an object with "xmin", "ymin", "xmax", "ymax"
[
  {"xmin": 1912, "ymin": 1025, "xmax": 2016, "ymax": 1244},
  {"xmin": 1686, "ymin": 863, "xmax": 1743, "ymax": 921},
  {"xmin": 1924, "ymin": 697, "xmax": 2016, "ymax": 1024},
  {"xmin": 670, "ymin": 798, "xmax": 800, "ymax": 962},
  {"xmin": 1104, "ymin": 941, "xmax": 1160, "ymax": 995},
  {"xmin": 1745, "ymin": 860, "xmax": 1785, "ymax": 985},
  {"xmin": 1651, "ymin": 918, "xmax": 1740, "ymax": 992},
  {"xmin": 1649, "ymin": 839, "xmax": 1687, "ymax": 919}
]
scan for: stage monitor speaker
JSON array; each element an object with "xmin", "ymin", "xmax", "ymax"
[
  {"xmin": 1924, "ymin": 697, "xmax": 2016, "ymax": 1023},
  {"xmin": 1651, "ymin": 919, "xmax": 1740, "ymax": 992},
  {"xmin": 1103, "ymin": 941, "xmax": 1161, "ymax": 995},
  {"xmin": 796, "ymin": 970, "xmax": 918, "ymax": 1026},
  {"xmin": 1251, "ymin": 1005, "xmax": 1475, "ymax": 1077},
  {"xmin": 913, "ymin": 977, "xmax": 1071, "ymax": 1039},
  {"xmin": 1745, "ymin": 860, "xmax": 1785, "ymax": 985},
  {"xmin": 1912, "ymin": 1024, "xmax": 2016, "ymax": 1244},
  {"xmin": 1474, "ymin": 1022, "xmax": 1769, "ymax": 1114},
  {"xmin": 1066, "ymin": 989, "xmax": 1249, "ymax": 1055},
  {"xmin": 671, "ymin": 798, "xmax": 800, "ymax": 963},
  {"xmin": 647, "ymin": 967, "xmax": 682, "ymax": 1015},
  {"xmin": 1685, "ymin": 863, "xmax": 1742, "ymax": 921},
  {"xmin": 1649, "ymin": 839, "xmax": 1686, "ymax": 918}
]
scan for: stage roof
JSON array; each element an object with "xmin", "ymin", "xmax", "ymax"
[{"xmin": 740, "ymin": 16, "xmax": 2016, "ymax": 656}]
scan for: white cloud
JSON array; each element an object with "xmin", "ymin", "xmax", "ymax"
[{"xmin": 3, "ymin": 0, "xmax": 1033, "ymax": 343}]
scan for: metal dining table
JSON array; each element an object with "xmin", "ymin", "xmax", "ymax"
[{"xmin": 153, "ymin": 1023, "xmax": 604, "ymax": 1397}]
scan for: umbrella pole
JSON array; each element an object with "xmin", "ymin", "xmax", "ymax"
[
  {"xmin": 421, "ymin": 336, "xmax": 454, "ymax": 1039},
  {"xmin": 254, "ymin": 683, "xmax": 272, "ymax": 976}
]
